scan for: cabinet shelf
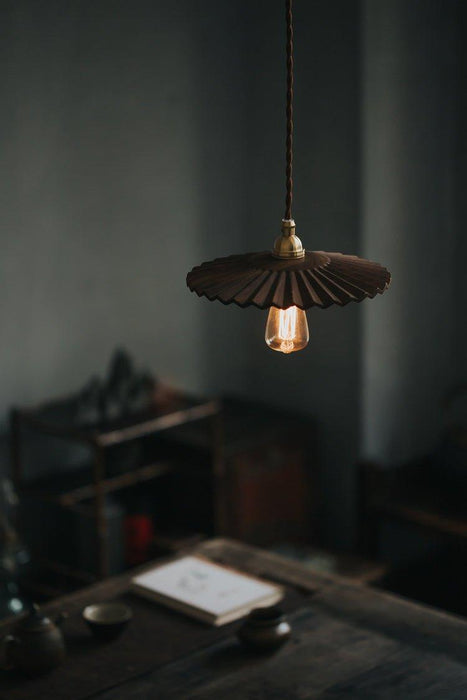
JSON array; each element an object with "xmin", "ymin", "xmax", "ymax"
[
  {"xmin": 16, "ymin": 391, "xmax": 220, "ymax": 447},
  {"xmin": 22, "ymin": 460, "xmax": 175, "ymax": 507},
  {"xmin": 64, "ymin": 461, "xmax": 175, "ymax": 505}
]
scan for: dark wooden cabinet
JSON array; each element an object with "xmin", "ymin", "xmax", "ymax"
[
  {"xmin": 358, "ymin": 459, "xmax": 467, "ymax": 616},
  {"xmin": 165, "ymin": 397, "xmax": 316, "ymax": 547}
]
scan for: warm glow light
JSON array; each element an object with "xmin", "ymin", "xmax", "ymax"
[{"xmin": 265, "ymin": 306, "xmax": 309, "ymax": 354}]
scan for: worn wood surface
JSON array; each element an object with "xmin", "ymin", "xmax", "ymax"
[
  {"xmin": 2, "ymin": 538, "xmax": 467, "ymax": 699},
  {"xmin": 97, "ymin": 607, "xmax": 467, "ymax": 700}
]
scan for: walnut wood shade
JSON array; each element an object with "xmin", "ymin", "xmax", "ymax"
[{"xmin": 186, "ymin": 250, "xmax": 391, "ymax": 311}]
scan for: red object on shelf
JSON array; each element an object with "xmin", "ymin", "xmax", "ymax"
[
  {"xmin": 230, "ymin": 441, "xmax": 310, "ymax": 545},
  {"xmin": 124, "ymin": 515, "xmax": 154, "ymax": 566}
]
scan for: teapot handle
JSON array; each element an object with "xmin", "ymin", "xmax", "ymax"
[{"xmin": 0, "ymin": 635, "xmax": 19, "ymax": 671}]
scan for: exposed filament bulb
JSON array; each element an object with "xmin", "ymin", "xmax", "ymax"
[{"xmin": 265, "ymin": 306, "xmax": 309, "ymax": 354}]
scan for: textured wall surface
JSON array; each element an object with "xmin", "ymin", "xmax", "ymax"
[
  {"xmin": 0, "ymin": 0, "xmax": 250, "ymax": 419},
  {"xmin": 455, "ymin": 2, "xmax": 467, "ymax": 387},
  {"xmin": 362, "ymin": 0, "xmax": 460, "ymax": 464}
]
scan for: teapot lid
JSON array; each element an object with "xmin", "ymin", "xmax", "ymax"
[{"xmin": 18, "ymin": 604, "xmax": 54, "ymax": 633}]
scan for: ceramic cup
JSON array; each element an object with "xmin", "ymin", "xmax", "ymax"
[{"xmin": 82, "ymin": 602, "xmax": 132, "ymax": 642}]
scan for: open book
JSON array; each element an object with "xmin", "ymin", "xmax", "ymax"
[{"xmin": 131, "ymin": 555, "xmax": 283, "ymax": 626}]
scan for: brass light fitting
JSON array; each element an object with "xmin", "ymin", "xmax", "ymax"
[{"xmin": 273, "ymin": 219, "xmax": 305, "ymax": 259}]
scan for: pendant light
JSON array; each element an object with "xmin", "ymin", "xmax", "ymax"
[{"xmin": 186, "ymin": 0, "xmax": 390, "ymax": 354}]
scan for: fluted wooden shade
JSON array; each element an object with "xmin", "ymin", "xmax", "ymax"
[{"xmin": 187, "ymin": 250, "xmax": 391, "ymax": 310}]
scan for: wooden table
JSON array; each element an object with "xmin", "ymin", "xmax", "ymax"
[{"xmin": 2, "ymin": 538, "xmax": 467, "ymax": 699}]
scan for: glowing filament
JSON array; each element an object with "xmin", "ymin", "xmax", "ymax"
[{"xmin": 265, "ymin": 306, "xmax": 309, "ymax": 354}]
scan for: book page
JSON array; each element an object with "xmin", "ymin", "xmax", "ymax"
[{"xmin": 132, "ymin": 556, "xmax": 280, "ymax": 617}]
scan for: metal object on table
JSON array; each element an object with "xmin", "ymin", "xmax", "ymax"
[
  {"xmin": 237, "ymin": 605, "xmax": 291, "ymax": 651},
  {"xmin": 1, "ymin": 603, "xmax": 66, "ymax": 676}
]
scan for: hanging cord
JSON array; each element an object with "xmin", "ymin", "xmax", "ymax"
[{"xmin": 284, "ymin": 0, "xmax": 294, "ymax": 221}]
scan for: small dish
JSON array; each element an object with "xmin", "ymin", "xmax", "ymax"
[
  {"xmin": 237, "ymin": 605, "xmax": 291, "ymax": 652},
  {"xmin": 82, "ymin": 602, "xmax": 132, "ymax": 642}
]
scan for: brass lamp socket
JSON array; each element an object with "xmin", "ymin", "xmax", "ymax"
[{"xmin": 272, "ymin": 219, "xmax": 305, "ymax": 259}]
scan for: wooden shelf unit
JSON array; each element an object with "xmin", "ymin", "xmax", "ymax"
[{"xmin": 11, "ymin": 390, "xmax": 224, "ymax": 580}]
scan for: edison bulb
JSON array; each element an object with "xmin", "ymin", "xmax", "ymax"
[{"xmin": 265, "ymin": 306, "xmax": 309, "ymax": 354}]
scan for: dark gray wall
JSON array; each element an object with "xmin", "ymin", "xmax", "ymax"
[
  {"xmin": 362, "ymin": 0, "xmax": 460, "ymax": 464},
  {"xmin": 455, "ymin": 2, "xmax": 467, "ymax": 387},
  {"xmin": 0, "ymin": 0, "xmax": 250, "ymax": 420}
]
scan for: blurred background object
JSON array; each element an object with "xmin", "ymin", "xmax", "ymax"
[{"xmin": 0, "ymin": 479, "xmax": 30, "ymax": 618}]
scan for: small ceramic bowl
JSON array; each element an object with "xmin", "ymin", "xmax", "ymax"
[
  {"xmin": 83, "ymin": 602, "xmax": 132, "ymax": 642},
  {"xmin": 237, "ymin": 605, "xmax": 291, "ymax": 652}
]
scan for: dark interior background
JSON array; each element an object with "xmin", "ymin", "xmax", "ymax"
[{"xmin": 0, "ymin": 0, "xmax": 465, "ymax": 551}]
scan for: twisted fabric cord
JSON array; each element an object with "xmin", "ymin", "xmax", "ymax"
[{"xmin": 285, "ymin": 0, "xmax": 294, "ymax": 220}]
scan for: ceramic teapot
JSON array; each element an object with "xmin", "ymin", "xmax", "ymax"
[{"xmin": 2, "ymin": 603, "xmax": 66, "ymax": 676}]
